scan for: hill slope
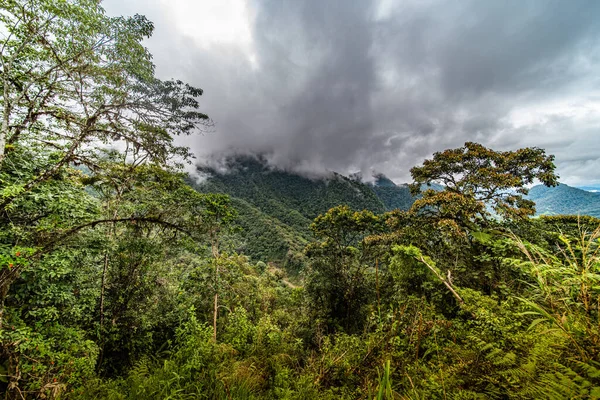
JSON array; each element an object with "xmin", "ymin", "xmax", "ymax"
[
  {"xmin": 369, "ymin": 174, "xmax": 415, "ymax": 211},
  {"xmin": 189, "ymin": 156, "xmax": 387, "ymax": 266},
  {"xmin": 368, "ymin": 174, "xmax": 445, "ymax": 211},
  {"xmin": 188, "ymin": 157, "xmax": 456, "ymax": 265},
  {"xmin": 195, "ymin": 156, "xmax": 386, "ymax": 225},
  {"xmin": 528, "ymin": 183, "xmax": 600, "ymax": 218}
]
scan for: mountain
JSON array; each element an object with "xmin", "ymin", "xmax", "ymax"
[
  {"xmin": 195, "ymin": 155, "xmax": 386, "ymax": 224},
  {"xmin": 369, "ymin": 173, "xmax": 414, "ymax": 211},
  {"xmin": 528, "ymin": 183, "xmax": 600, "ymax": 218},
  {"xmin": 368, "ymin": 173, "xmax": 445, "ymax": 211},
  {"xmin": 577, "ymin": 185, "xmax": 600, "ymax": 193},
  {"xmin": 188, "ymin": 156, "xmax": 388, "ymax": 267},
  {"xmin": 188, "ymin": 157, "xmax": 452, "ymax": 266}
]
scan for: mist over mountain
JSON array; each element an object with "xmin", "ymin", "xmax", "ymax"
[
  {"xmin": 577, "ymin": 185, "xmax": 600, "ymax": 193},
  {"xmin": 103, "ymin": 0, "xmax": 600, "ymax": 185},
  {"xmin": 189, "ymin": 155, "xmax": 401, "ymax": 265}
]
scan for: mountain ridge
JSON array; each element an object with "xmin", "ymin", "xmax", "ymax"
[
  {"xmin": 188, "ymin": 156, "xmax": 600, "ymax": 264},
  {"xmin": 528, "ymin": 183, "xmax": 600, "ymax": 218}
]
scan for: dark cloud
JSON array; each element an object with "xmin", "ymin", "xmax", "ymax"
[{"xmin": 102, "ymin": 0, "xmax": 600, "ymax": 185}]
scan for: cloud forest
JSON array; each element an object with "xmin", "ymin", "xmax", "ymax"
[{"xmin": 1, "ymin": 1, "xmax": 600, "ymax": 399}]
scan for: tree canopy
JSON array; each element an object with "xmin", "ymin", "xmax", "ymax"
[
  {"xmin": 409, "ymin": 142, "xmax": 558, "ymax": 224},
  {"xmin": 0, "ymin": 0, "xmax": 209, "ymax": 173}
]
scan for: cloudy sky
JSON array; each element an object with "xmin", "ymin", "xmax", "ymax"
[{"xmin": 103, "ymin": 0, "xmax": 600, "ymax": 185}]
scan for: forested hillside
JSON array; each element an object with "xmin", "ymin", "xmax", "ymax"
[
  {"xmin": 194, "ymin": 155, "xmax": 386, "ymax": 221},
  {"xmin": 528, "ymin": 183, "xmax": 600, "ymax": 217},
  {"xmin": 368, "ymin": 174, "xmax": 414, "ymax": 211},
  {"xmin": 189, "ymin": 159, "xmax": 447, "ymax": 266},
  {"xmin": 2, "ymin": 2, "xmax": 600, "ymax": 400},
  {"xmin": 190, "ymin": 156, "xmax": 387, "ymax": 266}
]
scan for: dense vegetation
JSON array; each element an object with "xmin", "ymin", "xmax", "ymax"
[
  {"xmin": 192, "ymin": 156, "xmax": 387, "ymax": 267},
  {"xmin": 368, "ymin": 175, "xmax": 414, "ymax": 212},
  {"xmin": 2, "ymin": 1, "xmax": 600, "ymax": 399}
]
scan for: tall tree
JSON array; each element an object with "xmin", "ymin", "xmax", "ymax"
[
  {"xmin": 198, "ymin": 194, "xmax": 237, "ymax": 342},
  {"xmin": 0, "ymin": 0, "xmax": 209, "ymax": 184},
  {"xmin": 306, "ymin": 206, "xmax": 383, "ymax": 332},
  {"xmin": 0, "ymin": 0, "xmax": 210, "ymax": 314},
  {"xmin": 0, "ymin": 2, "xmax": 212, "ymax": 395},
  {"xmin": 409, "ymin": 142, "xmax": 558, "ymax": 226}
]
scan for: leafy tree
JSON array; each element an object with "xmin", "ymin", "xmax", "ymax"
[
  {"xmin": 197, "ymin": 193, "xmax": 237, "ymax": 341},
  {"xmin": 0, "ymin": 0, "xmax": 210, "ymax": 323},
  {"xmin": 410, "ymin": 142, "xmax": 558, "ymax": 225},
  {"xmin": 85, "ymin": 159, "xmax": 217, "ymax": 374},
  {"xmin": 386, "ymin": 142, "xmax": 560, "ymax": 298},
  {"xmin": 0, "ymin": 0, "xmax": 209, "ymax": 169},
  {"xmin": 0, "ymin": 1, "xmax": 213, "ymax": 396},
  {"xmin": 305, "ymin": 206, "xmax": 383, "ymax": 333}
]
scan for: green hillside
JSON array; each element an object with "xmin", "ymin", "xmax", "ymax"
[
  {"xmin": 368, "ymin": 174, "xmax": 445, "ymax": 211},
  {"xmin": 195, "ymin": 156, "xmax": 385, "ymax": 221},
  {"xmin": 189, "ymin": 156, "xmax": 386, "ymax": 265},
  {"xmin": 224, "ymin": 197, "xmax": 310, "ymax": 269},
  {"xmin": 189, "ymin": 159, "xmax": 448, "ymax": 266},
  {"xmin": 369, "ymin": 174, "xmax": 415, "ymax": 211},
  {"xmin": 528, "ymin": 183, "xmax": 600, "ymax": 218}
]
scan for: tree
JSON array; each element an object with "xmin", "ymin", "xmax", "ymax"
[
  {"xmin": 198, "ymin": 194, "xmax": 237, "ymax": 342},
  {"xmin": 0, "ymin": 0, "xmax": 209, "ymax": 196},
  {"xmin": 0, "ymin": 1, "xmax": 213, "ymax": 395},
  {"xmin": 409, "ymin": 142, "xmax": 558, "ymax": 225},
  {"xmin": 380, "ymin": 143, "xmax": 560, "ymax": 299},
  {"xmin": 85, "ymin": 158, "xmax": 222, "ymax": 373},
  {"xmin": 0, "ymin": 0, "xmax": 211, "ymax": 319},
  {"xmin": 305, "ymin": 206, "xmax": 383, "ymax": 332}
]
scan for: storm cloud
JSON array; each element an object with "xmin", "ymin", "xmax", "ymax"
[{"xmin": 102, "ymin": 0, "xmax": 600, "ymax": 185}]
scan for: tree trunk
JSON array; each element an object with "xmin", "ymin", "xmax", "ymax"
[
  {"xmin": 376, "ymin": 258, "xmax": 380, "ymax": 314},
  {"xmin": 213, "ymin": 291, "xmax": 218, "ymax": 342},
  {"xmin": 100, "ymin": 251, "xmax": 109, "ymax": 328},
  {"xmin": 0, "ymin": 281, "xmax": 8, "ymax": 331},
  {"xmin": 211, "ymin": 231, "xmax": 219, "ymax": 342},
  {"xmin": 1, "ymin": 64, "xmax": 9, "ymax": 167}
]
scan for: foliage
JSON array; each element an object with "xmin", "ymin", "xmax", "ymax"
[
  {"xmin": 305, "ymin": 206, "xmax": 384, "ymax": 333},
  {"xmin": 191, "ymin": 155, "xmax": 386, "ymax": 266},
  {"xmin": 370, "ymin": 174, "xmax": 415, "ymax": 212},
  {"xmin": 3, "ymin": 1, "xmax": 600, "ymax": 399},
  {"xmin": 410, "ymin": 141, "xmax": 558, "ymax": 223},
  {"xmin": 0, "ymin": 0, "xmax": 209, "ymax": 169}
]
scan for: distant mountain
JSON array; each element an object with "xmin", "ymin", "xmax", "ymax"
[
  {"xmin": 577, "ymin": 185, "xmax": 600, "ymax": 193},
  {"xmin": 368, "ymin": 173, "xmax": 445, "ymax": 212},
  {"xmin": 187, "ymin": 157, "xmax": 454, "ymax": 266},
  {"xmin": 528, "ymin": 183, "xmax": 600, "ymax": 218},
  {"xmin": 187, "ymin": 156, "xmax": 600, "ymax": 265},
  {"xmin": 369, "ymin": 173, "xmax": 414, "ymax": 211},
  {"xmin": 194, "ymin": 155, "xmax": 386, "ymax": 223}
]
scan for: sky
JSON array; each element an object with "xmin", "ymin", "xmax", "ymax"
[{"xmin": 102, "ymin": 0, "xmax": 600, "ymax": 186}]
